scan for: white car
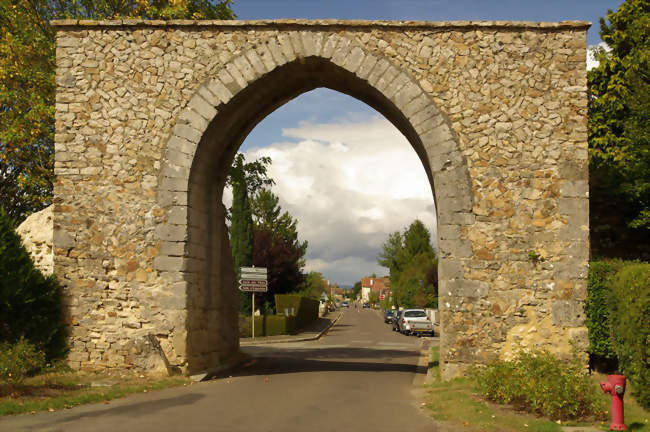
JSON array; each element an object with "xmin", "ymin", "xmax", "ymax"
[{"xmin": 398, "ymin": 309, "xmax": 433, "ymax": 336}]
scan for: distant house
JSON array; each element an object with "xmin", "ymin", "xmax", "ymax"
[{"xmin": 360, "ymin": 276, "xmax": 390, "ymax": 302}]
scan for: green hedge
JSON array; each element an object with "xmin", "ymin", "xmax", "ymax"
[
  {"xmin": 0, "ymin": 207, "xmax": 67, "ymax": 360},
  {"xmin": 609, "ymin": 263, "xmax": 650, "ymax": 409},
  {"xmin": 586, "ymin": 260, "xmax": 625, "ymax": 361},
  {"xmin": 239, "ymin": 314, "xmax": 297, "ymax": 338},
  {"xmin": 274, "ymin": 295, "xmax": 318, "ymax": 329}
]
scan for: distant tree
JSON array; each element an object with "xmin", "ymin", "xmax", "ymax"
[
  {"xmin": 378, "ymin": 219, "xmax": 438, "ymax": 308},
  {"xmin": 0, "ymin": 0, "xmax": 235, "ymax": 223},
  {"xmin": 588, "ymin": 0, "xmax": 650, "ymax": 259},
  {"xmin": 300, "ymin": 271, "xmax": 327, "ymax": 300},
  {"xmin": 251, "ymin": 189, "xmax": 307, "ymax": 307},
  {"xmin": 352, "ymin": 281, "xmax": 362, "ymax": 299}
]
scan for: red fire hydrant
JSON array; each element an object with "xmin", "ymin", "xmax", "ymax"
[{"xmin": 600, "ymin": 374, "xmax": 626, "ymax": 431}]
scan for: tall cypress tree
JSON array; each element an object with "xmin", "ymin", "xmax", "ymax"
[{"xmin": 229, "ymin": 156, "xmax": 254, "ymax": 313}]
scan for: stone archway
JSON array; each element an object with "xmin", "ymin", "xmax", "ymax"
[
  {"xmin": 51, "ymin": 20, "xmax": 590, "ymax": 378},
  {"xmin": 155, "ymin": 34, "xmax": 471, "ymax": 373}
]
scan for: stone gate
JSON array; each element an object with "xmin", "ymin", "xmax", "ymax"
[{"xmin": 51, "ymin": 19, "xmax": 590, "ymax": 378}]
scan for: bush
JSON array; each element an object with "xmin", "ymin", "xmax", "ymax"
[
  {"xmin": 0, "ymin": 337, "xmax": 47, "ymax": 385},
  {"xmin": 610, "ymin": 263, "xmax": 650, "ymax": 409},
  {"xmin": 586, "ymin": 260, "xmax": 625, "ymax": 363},
  {"xmin": 274, "ymin": 295, "xmax": 318, "ymax": 329},
  {"xmin": 0, "ymin": 207, "xmax": 67, "ymax": 360},
  {"xmin": 238, "ymin": 314, "xmax": 297, "ymax": 337},
  {"xmin": 472, "ymin": 349, "xmax": 606, "ymax": 421}
]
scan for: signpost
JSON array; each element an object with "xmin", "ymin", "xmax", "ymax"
[{"xmin": 239, "ymin": 267, "xmax": 268, "ymax": 339}]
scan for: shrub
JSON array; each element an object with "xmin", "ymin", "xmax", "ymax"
[
  {"xmin": 238, "ymin": 314, "xmax": 297, "ymax": 337},
  {"xmin": 0, "ymin": 207, "xmax": 67, "ymax": 360},
  {"xmin": 609, "ymin": 263, "xmax": 650, "ymax": 409},
  {"xmin": 0, "ymin": 337, "xmax": 47, "ymax": 385},
  {"xmin": 586, "ymin": 260, "xmax": 625, "ymax": 363},
  {"xmin": 274, "ymin": 295, "xmax": 318, "ymax": 329},
  {"xmin": 472, "ymin": 349, "xmax": 606, "ymax": 421}
]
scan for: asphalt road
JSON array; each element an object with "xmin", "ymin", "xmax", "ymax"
[{"xmin": 1, "ymin": 308, "xmax": 437, "ymax": 432}]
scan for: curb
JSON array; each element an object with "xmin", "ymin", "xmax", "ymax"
[{"xmin": 239, "ymin": 312, "xmax": 343, "ymax": 346}]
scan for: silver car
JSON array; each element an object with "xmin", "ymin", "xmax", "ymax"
[{"xmin": 398, "ymin": 309, "xmax": 433, "ymax": 336}]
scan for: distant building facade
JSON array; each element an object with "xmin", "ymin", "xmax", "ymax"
[{"xmin": 360, "ymin": 277, "xmax": 390, "ymax": 302}]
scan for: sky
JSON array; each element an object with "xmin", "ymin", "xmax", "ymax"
[{"xmin": 223, "ymin": 0, "xmax": 624, "ymax": 286}]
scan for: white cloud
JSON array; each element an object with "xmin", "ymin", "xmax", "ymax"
[
  {"xmin": 587, "ymin": 42, "xmax": 611, "ymax": 70},
  {"xmin": 227, "ymin": 115, "xmax": 437, "ymax": 286}
]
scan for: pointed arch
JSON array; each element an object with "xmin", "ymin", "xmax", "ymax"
[{"xmin": 154, "ymin": 31, "xmax": 473, "ymax": 373}]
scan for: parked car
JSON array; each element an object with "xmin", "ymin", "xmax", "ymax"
[
  {"xmin": 341, "ymin": 301, "xmax": 349, "ymax": 308},
  {"xmin": 392, "ymin": 310, "xmax": 403, "ymax": 332},
  {"xmin": 362, "ymin": 302, "xmax": 370, "ymax": 309},
  {"xmin": 383, "ymin": 309, "xmax": 396, "ymax": 324},
  {"xmin": 398, "ymin": 309, "xmax": 433, "ymax": 336}
]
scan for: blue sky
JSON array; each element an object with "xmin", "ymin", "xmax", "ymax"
[{"xmin": 225, "ymin": 1, "xmax": 624, "ymax": 286}]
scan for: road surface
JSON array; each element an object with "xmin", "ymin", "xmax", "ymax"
[{"xmin": 1, "ymin": 307, "xmax": 437, "ymax": 432}]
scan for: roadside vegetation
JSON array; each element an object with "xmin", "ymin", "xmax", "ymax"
[
  {"xmin": 426, "ymin": 346, "xmax": 649, "ymax": 432},
  {"xmin": 0, "ymin": 366, "xmax": 188, "ymax": 416}
]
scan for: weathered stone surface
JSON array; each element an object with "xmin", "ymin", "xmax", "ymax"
[
  {"xmin": 52, "ymin": 20, "xmax": 589, "ymax": 378},
  {"xmin": 16, "ymin": 206, "xmax": 54, "ymax": 275}
]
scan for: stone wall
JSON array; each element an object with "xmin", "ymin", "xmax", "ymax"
[
  {"xmin": 17, "ymin": 206, "xmax": 54, "ymax": 276},
  {"xmin": 51, "ymin": 19, "xmax": 590, "ymax": 378}
]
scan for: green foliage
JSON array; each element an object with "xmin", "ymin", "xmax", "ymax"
[
  {"xmin": 588, "ymin": 0, "xmax": 650, "ymax": 259},
  {"xmin": 251, "ymin": 189, "xmax": 307, "ymax": 306},
  {"xmin": 299, "ymin": 271, "xmax": 327, "ymax": 300},
  {"xmin": 274, "ymin": 294, "xmax": 319, "ymax": 329},
  {"xmin": 586, "ymin": 260, "xmax": 627, "ymax": 361},
  {"xmin": 0, "ymin": 0, "xmax": 235, "ymax": 223},
  {"xmin": 378, "ymin": 219, "xmax": 437, "ymax": 308},
  {"xmin": 351, "ymin": 281, "xmax": 362, "ymax": 299},
  {"xmin": 227, "ymin": 154, "xmax": 275, "ymax": 313},
  {"xmin": 0, "ymin": 207, "xmax": 66, "ymax": 359},
  {"xmin": 472, "ymin": 349, "xmax": 607, "ymax": 421},
  {"xmin": 239, "ymin": 314, "xmax": 297, "ymax": 338},
  {"xmin": 609, "ymin": 262, "xmax": 650, "ymax": 409},
  {"xmin": 0, "ymin": 337, "xmax": 47, "ymax": 385}
]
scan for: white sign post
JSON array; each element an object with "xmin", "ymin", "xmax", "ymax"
[{"xmin": 239, "ymin": 267, "xmax": 268, "ymax": 339}]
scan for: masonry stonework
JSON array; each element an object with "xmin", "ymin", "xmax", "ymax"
[{"xmin": 51, "ymin": 19, "xmax": 590, "ymax": 378}]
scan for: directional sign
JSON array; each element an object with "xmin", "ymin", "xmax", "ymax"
[
  {"xmin": 239, "ymin": 267, "xmax": 268, "ymax": 292},
  {"xmin": 240, "ymin": 267, "xmax": 267, "ymax": 274}
]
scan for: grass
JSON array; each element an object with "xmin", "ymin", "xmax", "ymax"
[
  {"xmin": 0, "ymin": 366, "xmax": 190, "ymax": 416},
  {"xmin": 424, "ymin": 346, "xmax": 650, "ymax": 432}
]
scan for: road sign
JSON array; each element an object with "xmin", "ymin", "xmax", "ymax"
[
  {"xmin": 240, "ymin": 267, "xmax": 267, "ymax": 274},
  {"xmin": 379, "ymin": 294, "xmax": 385, "ymax": 300},
  {"xmin": 239, "ymin": 267, "xmax": 268, "ymax": 292}
]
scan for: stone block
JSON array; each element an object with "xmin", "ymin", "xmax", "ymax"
[
  {"xmin": 438, "ymin": 258, "xmax": 463, "ymax": 280},
  {"xmin": 265, "ymin": 38, "xmax": 288, "ymax": 66},
  {"xmin": 225, "ymin": 63, "xmax": 248, "ymax": 88},
  {"xmin": 366, "ymin": 58, "xmax": 390, "ymax": 86},
  {"xmin": 276, "ymin": 33, "xmax": 297, "ymax": 61},
  {"xmin": 206, "ymin": 79, "xmax": 234, "ymax": 105},
  {"xmin": 341, "ymin": 46, "xmax": 365, "ymax": 74},
  {"xmin": 245, "ymin": 49, "xmax": 267, "ymax": 76},
  {"xmin": 421, "ymin": 124, "xmax": 455, "ymax": 148},
  {"xmin": 356, "ymin": 53, "xmax": 378, "ymax": 80},
  {"xmin": 438, "ymin": 238, "xmax": 473, "ymax": 258},
  {"xmin": 177, "ymin": 109, "xmax": 208, "ymax": 131},
  {"xmin": 442, "ymin": 279, "xmax": 489, "ymax": 298},
  {"xmin": 299, "ymin": 31, "xmax": 318, "ymax": 56},
  {"xmin": 393, "ymin": 80, "xmax": 422, "ymax": 110},
  {"xmin": 320, "ymin": 34, "xmax": 340, "ymax": 59},
  {"xmin": 154, "ymin": 255, "xmax": 187, "ymax": 272},
  {"xmin": 188, "ymin": 93, "xmax": 217, "ymax": 121},
  {"xmin": 560, "ymin": 180, "xmax": 588, "ymax": 198},
  {"xmin": 330, "ymin": 37, "xmax": 352, "ymax": 66},
  {"xmin": 256, "ymin": 43, "xmax": 277, "ymax": 73},
  {"xmin": 155, "ymin": 224, "xmax": 188, "ymax": 242},
  {"xmin": 217, "ymin": 68, "xmax": 243, "ymax": 95},
  {"xmin": 232, "ymin": 55, "xmax": 256, "ymax": 82},
  {"xmin": 173, "ymin": 123, "xmax": 202, "ymax": 144},
  {"xmin": 288, "ymin": 32, "xmax": 305, "ymax": 57},
  {"xmin": 551, "ymin": 300, "xmax": 585, "ymax": 327},
  {"xmin": 438, "ymin": 224, "xmax": 461, "ymax": 240}
]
